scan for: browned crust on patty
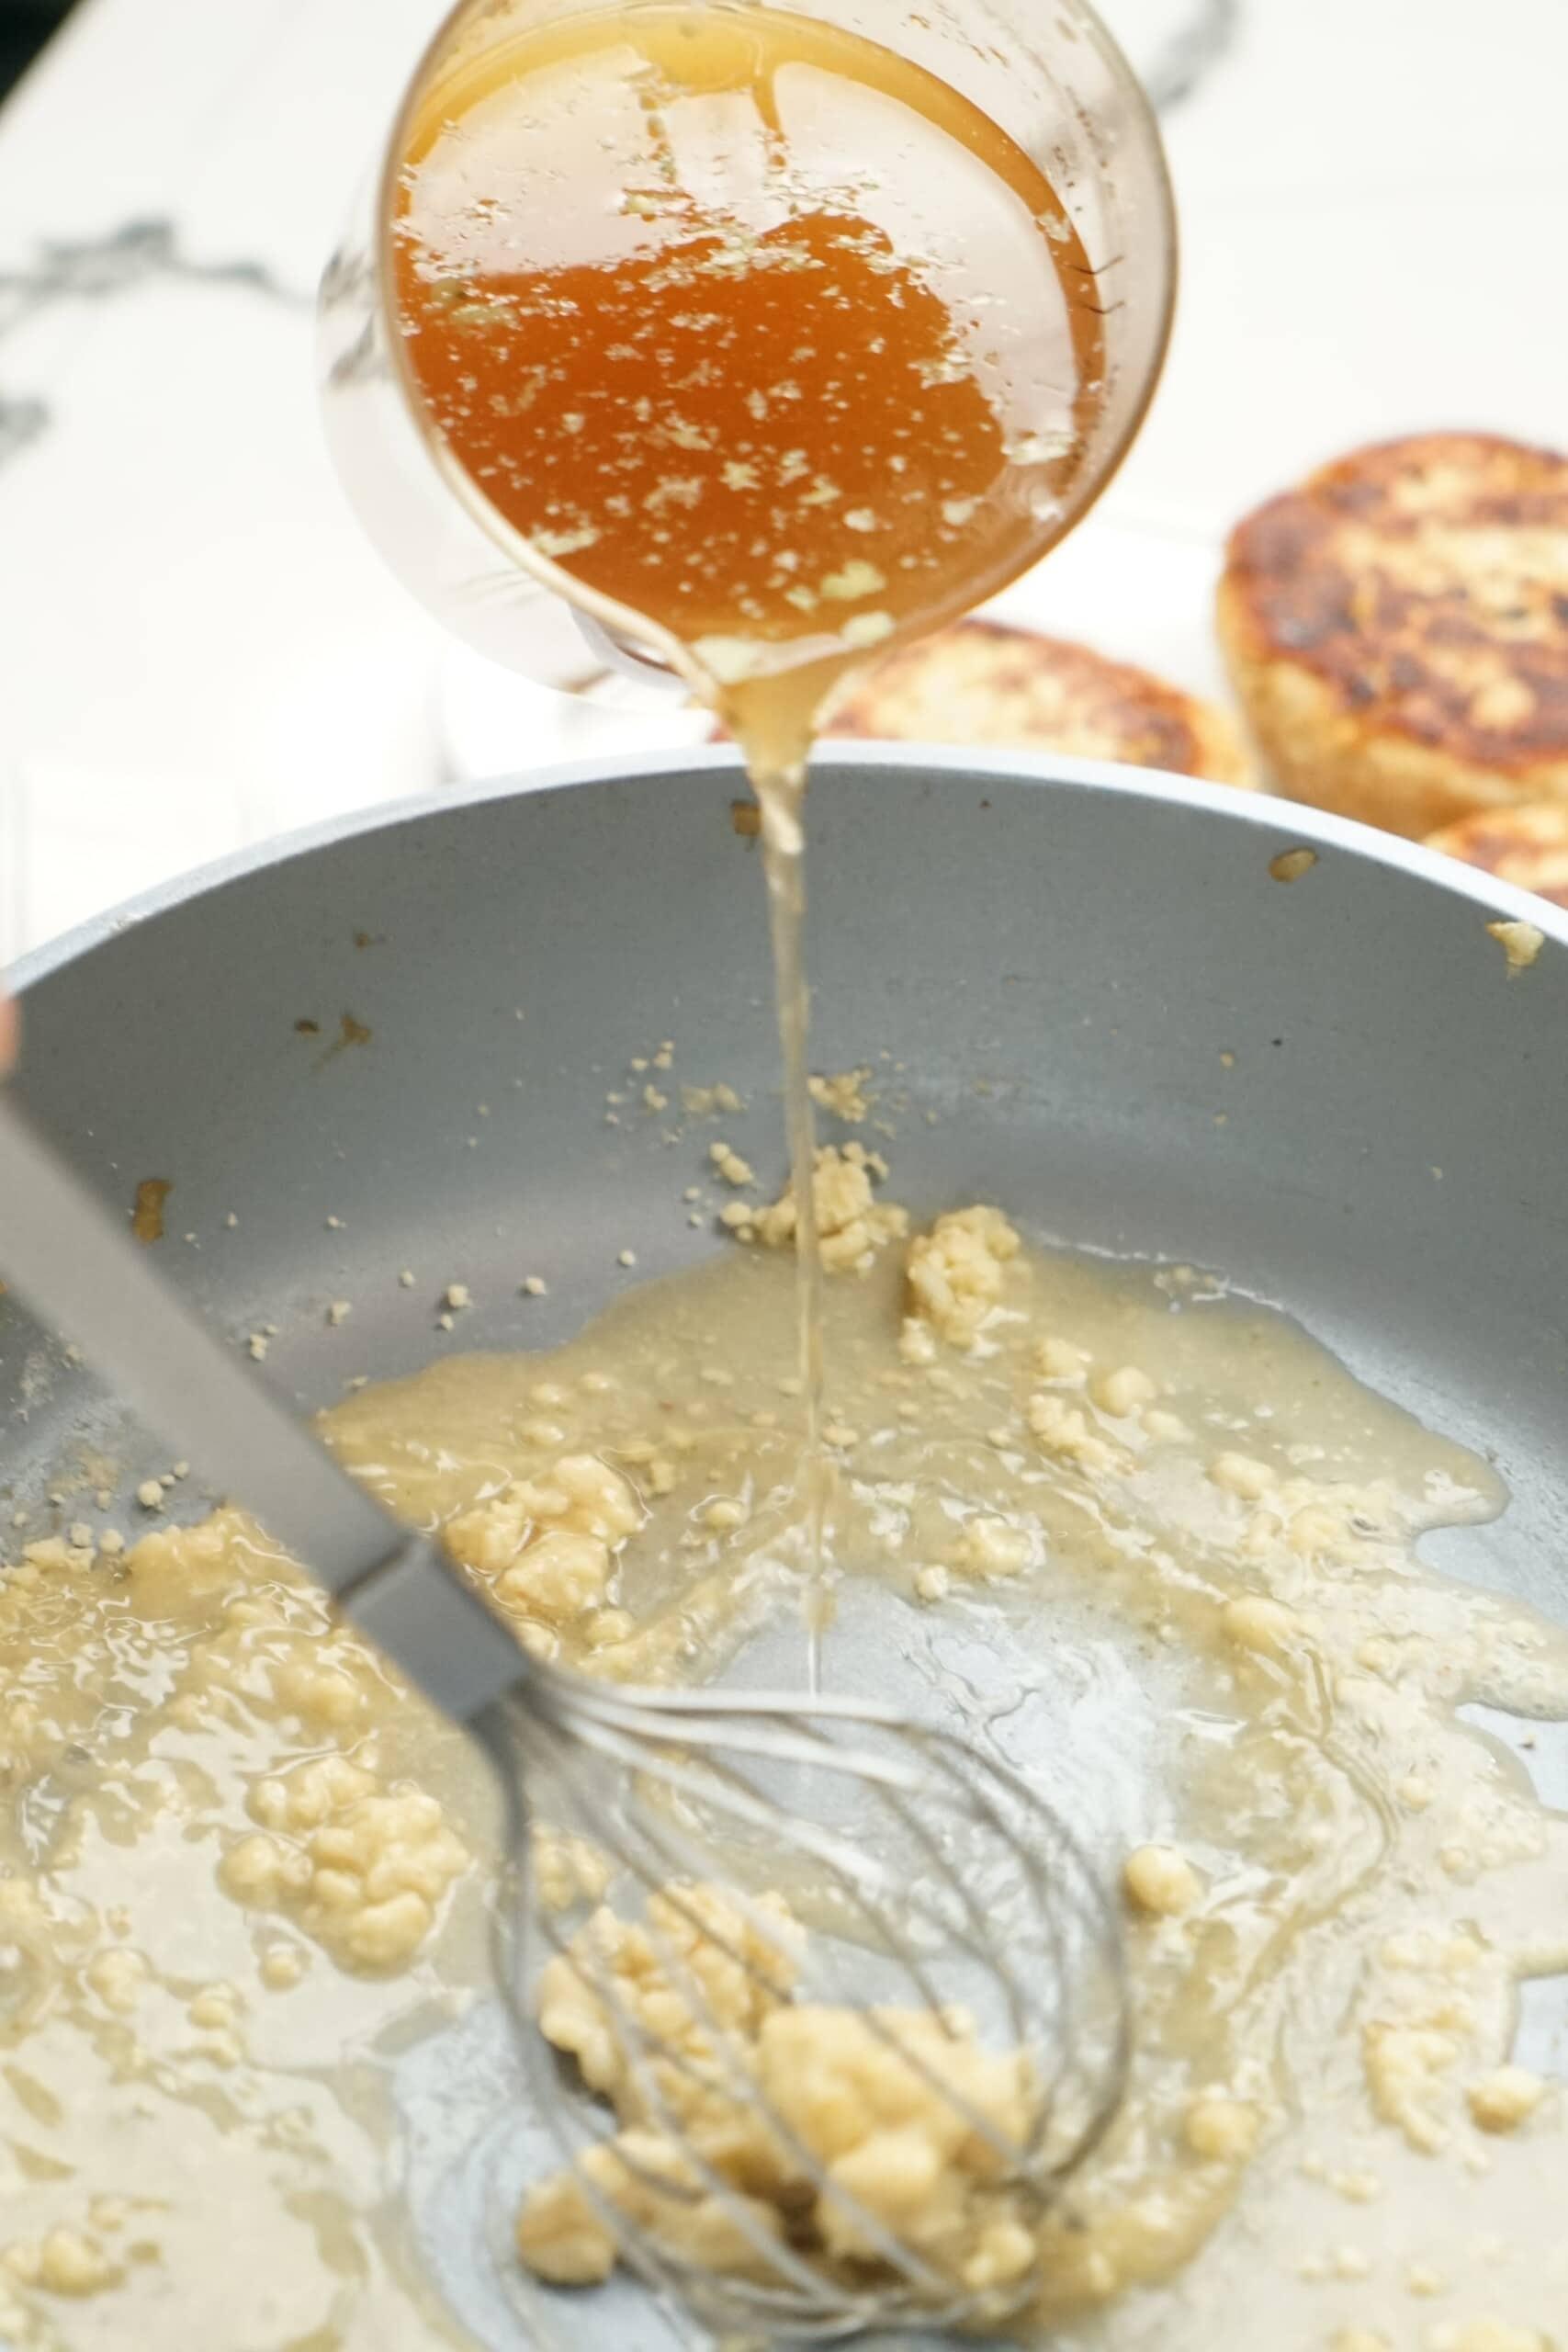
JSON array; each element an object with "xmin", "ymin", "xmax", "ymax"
[
  {"xmin": 1219, "ymin": 433, "xmax": 1568, "ymax": 837},
  {"xmin": 812, "ymin": 618, "xmax": 1252, "ymax": 785},
  {"xmin": 1427, "ymin": 800, "xmax": 1568, "ymax": 911}
]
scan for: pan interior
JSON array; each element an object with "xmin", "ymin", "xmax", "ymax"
[{"xmin": 3, "ymin": 752, "xmax": 1566, "ymax": 2349}]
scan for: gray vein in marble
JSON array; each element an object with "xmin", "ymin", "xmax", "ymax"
[
  {"xmin": 1144, "ymin": 0, "xmax": 1240, "ymax": 112},
  {"xmin": 0, "ymin": 22, "xmax": 1237, "ymax": 477},
  {"xmin": 0, "ymin": 219, "xmax": 309, "ymax": 472},
  {"xmin": 0, "ymin": 393, "xmax": 47, "ymax": 466}
]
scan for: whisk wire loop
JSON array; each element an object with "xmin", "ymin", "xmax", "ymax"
[{"xmin": 479, "ymin": 1661, "xmax": 1130, "ymax": 2341}]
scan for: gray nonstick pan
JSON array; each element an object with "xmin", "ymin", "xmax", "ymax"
[{"xmin": 3, "ymin": 744, "xmax": 1567, "ymax": 2350}]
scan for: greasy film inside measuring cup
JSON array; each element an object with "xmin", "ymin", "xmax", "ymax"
[{"xmin": 392, "ymin": 2, "xmax": 1107, "ymax": 763}]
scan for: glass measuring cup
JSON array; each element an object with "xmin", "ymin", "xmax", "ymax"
[{"xmin": 319, "ymin": 0, "xmax": 1177, "ymax": 707}]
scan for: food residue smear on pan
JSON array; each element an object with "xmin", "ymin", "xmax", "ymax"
[
  {"xmin": 393, "ymin": 0, "xmax": 1109, "ymax": 1633},
  {"xmin": 130, "ymin": 1179, "xmax": 173, "ymax": 1246},
  {"xmin": 5, "ymin": 1228, "xmax": 1568, "ymax": 2346}
]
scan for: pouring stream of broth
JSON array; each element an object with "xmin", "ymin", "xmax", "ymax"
[{"xmin": 394, "ymin": 2, "xmax": 1108, "ymax": 1657}]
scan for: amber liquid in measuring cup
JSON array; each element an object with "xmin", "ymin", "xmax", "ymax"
[{"xmin": 395, "ymin": 2, "xmax": 1109, "ymax": 1635}]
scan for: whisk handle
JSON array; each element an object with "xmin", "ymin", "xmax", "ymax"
[
  {"xmin": 334, "ymin": 1528, "xmax": 527, "ymax": 1721},
  {"xmin": 0, "ymin": 1092, "xmax": 525, "ymax": 1723}
]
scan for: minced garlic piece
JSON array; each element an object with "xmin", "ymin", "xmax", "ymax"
[
  {"xmin": 1035, "ymin": 1335, "xmax": 1090, "ymax": 1385},
  {"xmin": 85, "ymin": 1947, "xmax": 149, "ymax": 2013},
  {"xmin": 1467, "ymin": 2065, "xmax": 1545, "ymax": 2133},
  {"xmin": 709, "ymin": 1140, "xmax": 755, "ymax": 1187},
  {"xmin": 1092, "ymin": 1364, "xmax": 1157, "ymax": 1418},
  {"xmin": 902, "ymin": 1206, "xmax": 1020, "ymax": 1352},
  {"xmin": 1184, "ymin": 2096, "xmax": 1260, "ymax": 2162},
  {"xmin": 532, "ymin": 1827, "xmax": 613, "ymax": 1914},
  {"xmin": 1027, "ymin": 1392, "xmax": 1122, "ymax": 1475},
  {"xmin": 220, "ymin": 1752, "xmax": 468, "ymax": 1972},
  {"xmin": 1221, "ymin": 1595, "xmax": 1298, "ymax": 1656},
  {"xmin": 517, "ymin": 1884, "xmax": 1041, "ymax": 2300},
  {"xmin": 807, "ymin": 1068, "xmax": 873, "ymax": 1123},
  {"xmin": 534, "ymin": 1884, "xmax": 799, "ymax": 2106},
  {"xmin": 514, "ymin": 2162, "xmax": 622, "ymax": 2286},
  {"xmin": 953, "ymin": 1517, "xmax": 1032, "ymax": 1579},
  {"xmin": 727, "ymin": 1144, "xmax": 908, "ymax": 1273},
  {"xmin": 1364, "ymin": 2011, "xmax": 1465, "ymax": 2154},
  {"xmin": 1486, "ymin": 918, "xmax": 1544, "ymax": 973},
  {"xmin": 1124, "ymin": 1845, "xmax": 1201, "ymax": 1917},
  {"xmin": 517, "ymin": 2131, "xmax": 781, "ymax": 2288},
  {"xmin": 584, "ymin": 1606, "xmax": 634, "ymax": 1649},
  {"xmin": 33, "ymin": 2228, "xmax": 119, "ymax": 2297},
  {"xmin": 900, "ymin": 1317, "xmax": 939, "ymax": 1367},
  {"xmin": 446, "ymin": 1454, "xmax": 641, "ymax": 1634},
  {"xmin": 260, "ymin": 1944, "xmax": 307, "ymax": 1991},
  {"xmin": 682, "ymin": 1080, "xmax": 745, "ymax": 1117},
  {"xmin": 1210, "ymin": 1451, "xmax": 1276, "ymax": 1499},
  {"xmin": 187, "ymin": 1983, "xmax": 239, "ymax": 2030}
]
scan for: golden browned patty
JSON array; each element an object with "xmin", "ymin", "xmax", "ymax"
[
  {"xmin": 1427, "ymin": 801, "xmax": 1568, "ymax": 911},
  {"xmin": 1218, "ymin": 433, "xmax": 1568, "ymax": 839},
  {"xmin": 810, "ymin": 618, "xmax": 1253, "ymax": 785}
]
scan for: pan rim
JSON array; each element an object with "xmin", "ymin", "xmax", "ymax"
[{"xmin": 8, "ymin": 745, "xmax": 1567, "ymax": 996}]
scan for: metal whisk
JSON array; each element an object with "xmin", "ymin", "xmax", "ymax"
[
  {"xmin": 0, "ymin": 1095, "xmax": 1129, "ymax": 2341},
  {"xmin": 490, "ymin": 1682, "xmax": 1128, "ymax": 2339}
]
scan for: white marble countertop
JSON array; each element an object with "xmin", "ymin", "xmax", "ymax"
[{"xmin": 1, "ymin": 0, "xmax": 1565, "ymax": 960}]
